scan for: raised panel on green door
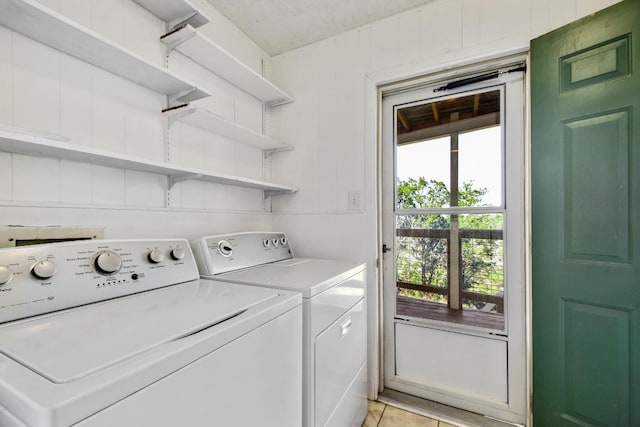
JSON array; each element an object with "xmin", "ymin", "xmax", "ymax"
[
  {"xmin": 532, "ymin": 0, "xmax": 640, "ymax": 425},
  {"xmin": 563, "ymin": 110, "xmax": 629, "ymax": 263},
  {"xmin": 561, "ymin": 300, "xmax": 631, "ymax": 426}
]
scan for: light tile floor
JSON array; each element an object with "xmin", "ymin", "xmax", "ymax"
[
  {"xmin": 363, "ymin": 401, "xmax": 458, "ymax": 427},
  {"xmin": 374, "ymin": 390, "xmax": 517, "ymax": 427}
]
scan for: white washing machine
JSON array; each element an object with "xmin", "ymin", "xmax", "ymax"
[
  {"xmin": 0, "ymin": 238, "xmax": 302, "ymax": 427},
  {"xmin": 191, "ymin": 232, "xmax": 367, "ymax": 427}
]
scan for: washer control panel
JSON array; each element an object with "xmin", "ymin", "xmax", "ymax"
[
  {"xmin": 192, "ymin": 232, "xmax": 292, "ymax": 276},
  {"xmin": 0, "ymin": 239, "xmax": 199, "ymax": 323}
]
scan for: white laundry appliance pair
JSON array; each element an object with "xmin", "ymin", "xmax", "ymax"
[
  {"xmin": 192, "ymin": 231, "xmax": 367, "ymax": 427},
  {"xmin": 0, "ymin": 238, "xmax": 302, "ymax": 427}
]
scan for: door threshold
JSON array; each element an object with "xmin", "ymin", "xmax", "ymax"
[{"xmin": 377, "ymin": 389, "xmax": 522, "ymax": 427}]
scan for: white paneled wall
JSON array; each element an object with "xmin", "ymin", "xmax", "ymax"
[
  {"xmin": 269, "ymin": 0, "xmax": 625, "ymax": 248},
  {"xmin": 0, "ymin": 0, "xmax": 275, "ymax": 239},
  {"xmin": 271, "ymin": 0, "xmax": 621, "ymax": 219},
  {"xmin": 269, "ymin": 0, "xmax": 621, "ymax": 398}
]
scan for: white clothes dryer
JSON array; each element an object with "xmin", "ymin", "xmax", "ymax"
[
  {"xmin": 0, "ymin": 238, "xmax": 302, "ymax": 427},
  {"xmin": 192, "ymin": 232, "xmax": 367, "ymax": 427}
]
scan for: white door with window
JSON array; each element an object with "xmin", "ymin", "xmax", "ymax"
[{"xmin": 380, "ymin": 58, "xmax": 526, "ymax": 424}]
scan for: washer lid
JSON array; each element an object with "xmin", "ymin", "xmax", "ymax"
[
  {"xmin": 216, "ymin": 258, "xmax": 364, "ymax": 298},
  {"xmin": 0, "ymin": 280, "xmax": 279, "ymax": 383}
]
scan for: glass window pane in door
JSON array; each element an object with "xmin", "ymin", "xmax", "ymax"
[
  {"xmin": 459, "ymin": 213, "xmax": 504, "ymax": 315},
  {"xmin": 458, "ymin": 126, "xmax": 503, "ymax": 207},
  {"xmin": 396, "ymin": 136, "xmax": 451, "ymax": 209}
]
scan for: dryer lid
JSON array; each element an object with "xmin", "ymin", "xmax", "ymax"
[
  {"xmin": 217, "ymin": 258, "xmax": 364, "ymax": 298},
  {"xmin": 0, "ymin": 280, "xmax": 279, "ymax": 383}
]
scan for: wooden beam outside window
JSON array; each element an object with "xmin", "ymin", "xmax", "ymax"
[
  {"xmin": 397, "ymin": 110, "xmax": 411, "ymax": 131},
  {"xmin": 431, "ymin": 103, "xmax": 440, "ymax": 124},
  {"xmin": 473, "ymin": 93, "xmax": 480, "ymax": 116}
]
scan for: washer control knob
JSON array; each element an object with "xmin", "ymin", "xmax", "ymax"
[
  {"xmin": 0, "ymin": 266, "xmax": 13, "ymax": 285},
  {"xmin": 263, "ymin": 239, "xmax": 271, "ymax": 248},
  {"xmin": 280, "ymin": 236, "xmax": 287, "ymax": 246},
  {"xmin": 271, "ymin": 237, "xmax": 279, "ymax": 247},
  {"xmin": 95, "ymin": 251, "xmax": 122, "ymax": 275},
  {"xmin": 171, "ymin": 247, "xmax": 186, "ymax": 260},
  {"xmin": 31, "ymin": 260, "xmax": 58, "ymax": 280},
  {"xmin": 218, "ymin": 240, "xmax": 233, "ymax": 257},
  {"xmin": 148, "ymin": 249, "xmax": 165, "ymax": 264}
]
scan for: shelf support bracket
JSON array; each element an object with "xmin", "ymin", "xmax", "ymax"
[
  {"xmin": 166, "ymin": 107, "xmax": 197, "ymax": 128},
  {"xmin": 268, "ymin": 97, "xmax": 295, "ymax": 108},
  {"xmin": 167, "ymin": 13, "xmax": 198, "ymax": 33},
  {"xmin": 168, "ymin": 173, "xmax": 202, "ymax": 189},
  {"xmin": 264, "ymin": 189, "xmax": 297, "ymax": 200},
  {"xmin": 264, "ymin": 145, "xmax": 294, "ymax": 159},
  {"xmin": 264, "ymin": 190, "xmax": 278, "ymax": 200},
  {"xmin": 167, "ymin": 87, "xmax": 197, "ymax": 106},
  {"xmin": 164, "ymin": 29, "xmax": 197, "ymax": 55}
]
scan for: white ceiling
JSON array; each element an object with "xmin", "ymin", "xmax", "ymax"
[{"xmin": 205, "ymin": 0, "xmax": 434, "ymax": 56}]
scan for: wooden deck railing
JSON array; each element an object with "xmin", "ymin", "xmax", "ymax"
[
  {"xmin": 396, "ymin": 228, "xmax": 503, "ymax": 240},
  {"xmin": 396, "ymin": 227, "xmax": 504, "ymax": 313}
]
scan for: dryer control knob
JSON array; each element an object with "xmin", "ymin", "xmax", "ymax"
[
  {"xmin": 95, "ymin": 251, "xmax": 122, "ymax": 275},
  {"xmin": 271, "ymin": 237, "xmax": 279, "ymax": 247},
  {"xmin": 31, "ymin": 260, "xmax": 57, "ymax": 280},
  {"xmin": 218, "ymin": 240, "xmax": 233, "ymax": 257},
  {"xmin": 0, "ymin": 266, "xmax": 13, "ymax": 285},
  {"xmin": 279, "ymin": 236, "xmax": 287, "ymax": 246},
  {"xmin": 263, "ymin": 239, "xmax": 271, "ymax": 248},
  {"xmin": 148, "ymin": 249, "xmax": 165, "ymax": 264},
  {"xmin": 171, "ymin": 247, "xmax": 186, "ymax": 260}
]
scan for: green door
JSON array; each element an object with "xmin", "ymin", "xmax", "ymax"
[{"xmin": 532, "ymin": 0, "xmax": 640, "ymax": 425}]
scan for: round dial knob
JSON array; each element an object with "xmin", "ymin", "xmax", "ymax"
[
  {"xmin": 95, "ymin": 251, "xmax": 122, "ymax": 275},
  {"xmin": 148, "ymin": 249, "xmax": 165, "ymax": 264},
  {"xmin": 218, "ymin": 240, "xmax": 233, "ymax": 257},
  {"xmin": 279, "ymin": 236, "xmax": 287, "ymax": 246},
  {"xmin": 171, "ymin": 247, "xmax": 186, "ymax": 260},
  {"xmin": 31, "ymin": 260, "xmax": 57, "ymax": 280},
  {"xmin": 263, "ymin": 239, "xmax": 271, "ymax": 248},
  {"xmin": 0, "ymin": 266, "xmax": 13, "ymax": 285},
  {"xmin": 271, "ymin": 237, "xmax": 279, "ymax": 247}
]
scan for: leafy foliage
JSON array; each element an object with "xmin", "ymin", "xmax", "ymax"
[
  {"xmin": 396, "ymin": 178, "xmax": 487, "ymax": 209},
  {"xmin": 395, "ymin": 178, "xmax": 503, "ymax": 311}
]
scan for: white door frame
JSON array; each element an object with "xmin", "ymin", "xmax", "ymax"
[{"xmin": 366, "ymin": 51, "xmax": 529, "ymax": 424}]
